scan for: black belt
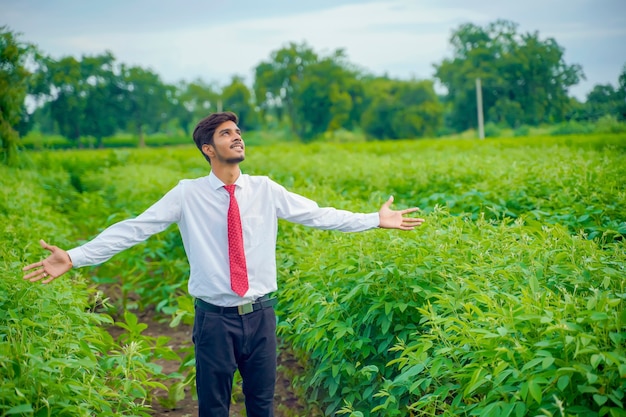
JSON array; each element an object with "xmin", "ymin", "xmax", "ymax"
[{"xmin": 194, "ymin": 295, "xmax": 277, "ymax": 315}]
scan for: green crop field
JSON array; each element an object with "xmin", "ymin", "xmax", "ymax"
[{"xmin": 1, "ymin": 133, "xmax": 625, "ymax": 417}]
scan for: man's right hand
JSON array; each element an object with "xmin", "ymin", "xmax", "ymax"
[{"xmin": 23, "ymin": 239, "xmax": 73, "ymax": 284}]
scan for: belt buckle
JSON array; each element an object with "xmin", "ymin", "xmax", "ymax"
[{"xmin": 238, "ymin": 302, "xmax": 254, "ymax": 315}]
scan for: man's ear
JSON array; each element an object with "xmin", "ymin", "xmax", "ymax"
[{"xmin": 202, "ymin": 144, "xmax": 214, "ymax": 160}]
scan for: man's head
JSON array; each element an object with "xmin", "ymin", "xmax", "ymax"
[{"xmin": 193, "ymin": 112, "xmax": 244, "ymax": 165}]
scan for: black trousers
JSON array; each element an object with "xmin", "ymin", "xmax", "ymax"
[{"xmin": 192, "ymin": 304, "xmax": 277, "ymax": 417}]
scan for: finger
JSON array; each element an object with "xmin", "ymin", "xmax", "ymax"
[
  {"xmin": 24, "ymin": 267, "xmax": 46, "ymax": 281},
  {"xmin": 40, "ymin": 239, "xmax": 55, "ymax": 252},
  {"xmin": 382, "ymin": 195, "xmax": 394, "ymax": 209},
  {"xmin": 42, "ymin": 274, "xmax": 56, "ymax": 284},
  {"xmin": 401, "ymin": 219, "xmax": 425, "ymax": 228},
  {"xmin": 23, "ymin": 270, "xmax": 39, "ymax": 280},
  {"xmin": 23, "ymin": 261, "xmax": 43, "ymax": 272},
  {"xmin": 401, "ymin": 207, "xmax": 420, "ymax": 215},
  {"xmin": 403, "ymin": 217, "xmax": 425, "ymax": 223}
]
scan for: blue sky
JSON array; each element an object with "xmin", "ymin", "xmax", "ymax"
[{"xmin": 2, "ymin": 0, "xmax": 625, "ymax": 99}]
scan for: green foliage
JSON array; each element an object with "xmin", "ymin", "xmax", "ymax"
[
  {"xmin": 361, "ymin": 78, "xmax": 444, "ymax": 140},
  {"xmin": 27, "ymin": 53, "xmax": 183, "ymax": 150},
  {"xmin": 573, "ymin": 66, "xmax": 626, "ymax": 123},
  {"xmin": 267, "ymin": 134, "xmax": 625, "ymax": 416},
  {"xmin": 0, "ymin": 165, "xmax": 180, "ymax": 416},
  {"xmin": 254, "ymin": 42, "xmax": 366, "ymax": 141},
  {"xmin": 254, "ymin": 42, "xmax": 320, "ymax": 138},
  {"xmin": 2, "ymin": 132, "xmax": 625, "ymax": 415},
  {"xmin": 0, "ymin": 26, "xmax": 33, "ymax": 165},
  {"xmin": 222, "ymin": 75, "xmax": 259, "ymax": 131},
  {"xmin": 435, "ymin": 19, "xmax": 584, "ymax": 132},
  {"xmin": 11, "ymin": 23, "xmax": 619, "ymax": 151},
  {"xmin": 175, "ymin": 78, "xmax": 221, "ymax": 134}
]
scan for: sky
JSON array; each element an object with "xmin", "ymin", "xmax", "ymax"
[{"xmin": 2, "ymin": 0, "xmax": 625, "ymax": 100}]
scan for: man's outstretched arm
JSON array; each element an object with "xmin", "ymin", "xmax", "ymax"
[
  {"xmin": 378, "ymin": 196, "xmax": 425, "ymax": 230},
  {"xmin": 23, "ymin": 239, "xmax": 73, "ymax": 284}
]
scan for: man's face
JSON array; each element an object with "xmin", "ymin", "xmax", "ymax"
[{"xmin": 204, "ymin": 120, "xmax": 245, "ymax": 165}]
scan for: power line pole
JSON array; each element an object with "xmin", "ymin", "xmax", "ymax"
[{"xmin": 476, "ymin": 78, "xmax": 485, "ymax": 139}]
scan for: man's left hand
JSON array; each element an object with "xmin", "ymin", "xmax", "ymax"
[{"xmin": 378, "ymin": 196, "xmax": 425, "ymax": 230}]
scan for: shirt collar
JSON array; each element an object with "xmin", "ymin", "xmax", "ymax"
[{"xmin": 208, "ymin": 170, "xmax": 245, "ymax": 190}]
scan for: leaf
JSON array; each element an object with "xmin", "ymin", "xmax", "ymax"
[
  {"xmin": 6, "ymin": 404, "xmax": 34, "ymax": 414},
  {"xmin": 590, "ymin": 354, "xmax": 603, "ymax": 368},
  {"xmin": 395, "ymin": 363, "xmax": 425, "ymax": 384},
  {"xmin": 528, "ymin": 378, "xmax": 542, "ymax": 404},
  {"xmin": 528, "ymin": 274, "xmax": 539, "ymax": 295},
  {"xmin": 521, "ymin": 358, "xmax": 543, "ymax": 372},
  {"xmin": 586, "ymin": 372, "xmax": 598, "ymax": 384},
  {"xmin": 169, "ymin": 382, "xmax": 186, "ymax": 403},
  {"xmin": 593, "ymin": 394, "xmax": 608, "ymax": 406},
  {"xmin": 328, "ymin": 379, "xmax": 339, "ymax": 397},
  {"xmin": 464, "ymin": 368, "xmax": 489, "ymax": 397},
  {"xmin": 590, "ymin": 312, "xmax": 608, "ymax": 321},
  {"xmin": 541, "ymin": 357, "xmax": 555, "ymax": 369},
  {"xmin": 385, "ymin": 302, "xmax": 393, "ymax": 316},
  {"xmin": 21, "ymin": 317, "xmax": 43, "ymax": 328}
]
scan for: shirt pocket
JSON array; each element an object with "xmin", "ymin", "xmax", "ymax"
[{"xmin": 242, "ymin": 215, "xmax": 264, "ymax": 246}]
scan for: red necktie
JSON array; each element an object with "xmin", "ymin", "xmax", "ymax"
[{"xmin": 224, "ymin": 184, "xmax": 249, "ymax": 297}]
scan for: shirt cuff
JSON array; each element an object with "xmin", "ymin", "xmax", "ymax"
[
  {"xmin": 367, "ymin": 212, "xmax": 381, "ymax": 229},
  {"xmin": 67, "ymin": 247, "xmax": 87, "ymax": 268}
]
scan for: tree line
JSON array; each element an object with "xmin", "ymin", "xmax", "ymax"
[{"xmin": 2, "ymin": 20, "xmax": 625, "ymax": 164}]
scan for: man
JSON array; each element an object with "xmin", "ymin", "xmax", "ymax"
[{"xmin": 23, "ymin": 111, "xmax": 425, "ymax": 417}]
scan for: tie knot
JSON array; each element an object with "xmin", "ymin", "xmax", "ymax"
[{"xmin": 224, "ymin": 184, "xmax": 236, "ymax": 195}]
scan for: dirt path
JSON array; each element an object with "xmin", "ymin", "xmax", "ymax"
[{"xmin": 111, "ymin": 310, "xmax": 316, "ymax": 417}]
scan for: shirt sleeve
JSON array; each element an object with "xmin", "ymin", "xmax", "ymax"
[
  {"xmin": 269, "ymin": 179, "xmax": 380, "ymax": 232},
  {"xmin": 67, "ymin": 183, "xmax": 183, "ymax": 267}
]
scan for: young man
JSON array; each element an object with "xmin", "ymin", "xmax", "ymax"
[{"xmin": 23, "ymin": 112, "xmax": 425, "ymax": 417}]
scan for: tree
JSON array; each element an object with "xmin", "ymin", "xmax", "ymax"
[
  {"xmin": 566, "ymin": 64, "xmax": 626, "ymax": 122},
  {"xmin": 43, "ymin": 56, "xmax": 87, "ymax": 144},
  {"xmin": 118, "ymin": 65, "xmax": 174, "ymax": 147},
  {"xmin": 584, "ymin": 84, "xmax": 619, "ymax": 120},
  {"xmin": 177, "ymin": 79, "xmax": 221, "ymax": 134},
  {"xmin": 254, "ymin": 43, "xmax": 364, "ymax": 141},
  {"xmin": 435, "ymin": 20, "xmax": 584, "ymax": 132},
  {"xmin": 222, "ymin": 76, "xmax": 258, "ymax": 131},
  {"xmin": 35, "ymin": 52, "xmax": 125, "ymax": 147},
  {"xmin": 254, "ymin": 42, "xmax": 318, "ymax": 137},
  {"xmin": 361, "ymin": 78, "xmax": 443, "ymax": 140},
  {"xmin": 292, "ymin": 51, "xmax": 361, "ymax": 141},
  {"xmin": 0, "ymin": 26, "xmax": 32, "ymax": 164},
  {"xmin": 582, "ymin": 64, "xmax": 626, "ymax": 121}
]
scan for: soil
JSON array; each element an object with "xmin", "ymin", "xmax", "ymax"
[{"xmin": 107, "ymin": 309, "xmax": 318, "ymax": 417}]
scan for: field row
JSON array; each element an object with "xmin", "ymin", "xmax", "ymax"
[{"xmin": 1, "ymin": 133, "xmax": 625, "ymax": 416}]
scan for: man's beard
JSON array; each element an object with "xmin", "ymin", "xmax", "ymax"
[
  {"xmin": 214, "ymin": 148, "xmax": 245, "ymax": 164},
  {"xmin": 225, "ymin": 155, "xmax": 245, "ymax": 164}
]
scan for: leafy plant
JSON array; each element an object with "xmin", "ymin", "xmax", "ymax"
[{"xmin": 2, "ymin": 132, "xmax": 624, "ymax": 415}]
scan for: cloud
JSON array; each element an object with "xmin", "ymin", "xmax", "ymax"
[
  {"xmin": 58, "ymin": 1, "xmax": 486, "ymax": 84},
  {"xmin": 3, "ymin": 0, "xmax": 625, "ymax": 98}
]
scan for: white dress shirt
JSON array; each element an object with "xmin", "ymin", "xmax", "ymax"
[{"xmin": 67, "ymin": 171, "xmax": 380, "ymax": 307}]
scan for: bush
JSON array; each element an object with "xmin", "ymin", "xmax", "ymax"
[
  {"xmin": 0, "ymin": 167, "xmax": 178, "ymax": 416},
  {"xmin": 594, "ymin": 115, "xmax": 626, "ymax": 134},
  {"xmin": 483, "ymin": 122, "xmax": 502, "ymax": 138},
  {"xmin": 550, "ymin": 121, "xmax": 595, "ymax": 135},
  {"xmin": 513, "ymin": 125, "xmax": 531, "ymax": 137}
]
